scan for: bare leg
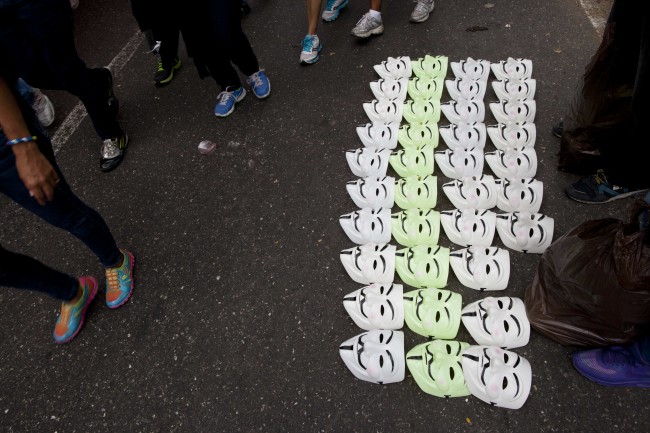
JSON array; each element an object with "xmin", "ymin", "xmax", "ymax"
[
  {"xmin": 307, "ymin": 0, "xmax": 323, "ymax": 35},
  {"xmin": 370, "ymin": 0, "xmax": 382, "ymax": 12}
]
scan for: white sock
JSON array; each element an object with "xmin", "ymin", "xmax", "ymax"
[{"xmin": 368, "ymin": 9, "xmax": 381, "ymax": 19}]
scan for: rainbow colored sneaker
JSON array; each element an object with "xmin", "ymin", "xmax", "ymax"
[
  {"xmin": 105, "ymin": 249, "xmax": 135, "ymax": 309},
  {"xmin": 53, "ymin": 276, "xmax": 98, "ymax": 344}
]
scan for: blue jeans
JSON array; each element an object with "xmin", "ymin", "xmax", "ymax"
[
  {"xmin": 15, "ymin": 78, "xmax": 35, "ymax": 106},
  {"xmin": 0, "ymin": 0, "xmax": 122, "ymax": 140},
  {"xmin": 0, "ymin": 111, "xmax": 121, "ymax": 301}
]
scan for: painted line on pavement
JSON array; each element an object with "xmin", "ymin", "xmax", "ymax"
[
  {"xmin": 51, "ymin": 30, "xmax": 143, "ymax": 154},
  {"xmin": 579, "ymin": 0, "xmax": 607, "ymax": 34}
]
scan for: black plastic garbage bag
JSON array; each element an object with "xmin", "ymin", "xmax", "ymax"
[{"xmin": 525, "ymin": 200, "xmax": 650, "ymax": 347}]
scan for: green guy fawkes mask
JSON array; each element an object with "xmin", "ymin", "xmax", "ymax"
[
  {"xmin": 407, "ymin": 340, "xmax": 471, "ymax": 398},
  {"xmin": 395, "ymin": 245, "xmax": 449, "ymax": 288},
  {"xmin": 403, "ymin": 288, "xmax": 462, "ymax": 339},
  {"xmin": 391, "ymin": 209, "xmax": 440, "ymax": 247},
  {"xmin": 394, "ymin": 175, "xmax": 437, "ymax": 210}
]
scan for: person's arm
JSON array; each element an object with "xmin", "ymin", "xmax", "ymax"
[{"xmin": 0, "ymin": 75, "xmax": 59, "ymax": 205}]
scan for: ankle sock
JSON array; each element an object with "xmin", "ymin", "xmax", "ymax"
[{"xmin": 368, "ymin": 9, "xmax": 381, "ymax": 19}]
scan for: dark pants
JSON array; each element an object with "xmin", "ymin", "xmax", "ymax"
[
  {"xmin": 204, "ymin": 0, "xmax": 259, "ymax": 90},
  {"xmin": 0, "ymin": 0, "xmax": 122, "ymax": 140},
  {"xmin": 130, "ymin": 0, "xmax": 180, "ymax": 68},
  {"xmin": 0, "ymin": 123, "xmax": 121, "ymax": 301}
]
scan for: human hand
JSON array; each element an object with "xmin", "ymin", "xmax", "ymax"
[{"xmin": 12, "ymin": 141, "xmax": 60, "ymax": 205}]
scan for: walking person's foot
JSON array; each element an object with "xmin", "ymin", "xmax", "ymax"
[
  {"xmin": 300, "ymin": 35, "xmax": 323, "ymax": 65},
  {"xmin": 105, "ymin": 249, "xmax": 135, "ymax": 309},
  {"xmin": 214, "ymin": 87, "xmax": 246, "ymax": 117},
  {"xmin": 53, "ymin": 276, "xmax": 98, "ymax": 344},
  {"xmin": 351, "ymin": 12, "xmax": 384, "ymax": 38}
]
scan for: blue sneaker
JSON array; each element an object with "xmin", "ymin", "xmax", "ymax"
[
  {"xmin": 565, "ymin": 169, "xmax": 646, "ymax": 204},
  {"xmin": 247, "ymin": 70, "xmax": 271, "ymax": 99},
  {"xmin": 322, "ymin": 0, "xmax": 349, "ymax": 21},
  {"xmin": 300, "ymin": 35, "xmax": 323, "ymax": 65},
  {"xmin": 105, "ymin": 249, "xmax": 135, "ymax": 309},
  {"xmin": 572, "ymin": 339, "xmax": 650, "ymax": 387},
  {"xmin": 53, "ymin": 276, "xmax": 98, "ymax": 344},
  {"xmin": 214, "ymin": 86, "xmax": 246, "ymax": 117}
]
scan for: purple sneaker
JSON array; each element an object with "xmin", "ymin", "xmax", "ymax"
[{"xmin": 571, "ymin": 340, "xmax": 650, "ymax": 387}]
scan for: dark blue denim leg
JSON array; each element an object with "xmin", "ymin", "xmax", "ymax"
[
  {"xmin": 0, "ymin": 138, "xmax": 121, "ymax": 268},
  {"xmin": 0, "ymin": 244, "xmax": 78, "ymax": 301},
  {"xmin": 0, "ymin": 0, "xmax": 122, "ymax": 139}
]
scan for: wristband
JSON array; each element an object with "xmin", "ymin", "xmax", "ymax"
[{"xmin": 6, "ymin": 135, "xmax": 37, "ymax": 146}]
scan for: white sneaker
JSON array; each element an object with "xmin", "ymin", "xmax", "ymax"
[
  {"xmin": 351, "ymin": 13, "xmax": 384, "ymax": 38},
  {"xmin": 300, "ymin": 35, "xmax": 323, "ymax": 65},
  {"xmin": 410, "ymin": 0, "xmax": 435, "ymax": 23},
  {"xmin": 33, "ymin": 90, "xmax": 55, "ymax": 127}
]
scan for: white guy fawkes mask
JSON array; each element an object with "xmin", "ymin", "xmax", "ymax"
[
  {"xmin": 374, "ymin": 56, "xmax": 412, "ymax": 80},
  {"xmin": 340, "ymin": 243, "xmax": 396, "ymax": 284},
  {"xmin": 402, "ymin": 99, "xmax": 441, "ymax": 124},
  {"xmin": 442, "ymin": 175, "xmax": 498, "ymax": 210},
  {"xmin": 435, "ymin": 148, "xmax": 485, "ymax": 179},
  {"xmin": 340, "ymin": 208, "xmax": 392, "ymax": 245},
  {"xmin": 411, "ymin": 55, "xmax": 448, "ymax": 79},
  {"xmin": 343, "ymin": 283, "xmax": 404, "ymax": 330},
  {"xmin": 461, "ymin": 345, "xmax": 532, "ymax": 409},
  {"xmin": 356, "ymin": 123, "xmax": 399, "ymax": 150},
  {"xmin": 403, "ymin": 288, "xmax": 461, "ymax": 339},
  {"xmin": 394, "ymin": 175, "xmax": 438, "ymax": 210},
  {"xmin": 489, "ymin": 100, "xmax": 536, "ymax": 124},
  {"xmin": 445, "ymin": 78, "xmax": 487, "ymax": 101},
  {"xmin": 451, "ymin": 58, "xmax": 491, "ymax": 82},
  {"xmin": 440, "ymin": 123, "xmax": 487, "ymax": 151},
  {"xmin": 450, "ymin": 247, "xmax": 510, "ymax": 291},
  {"xmin": 441, "ymin": 209, "xmax": 497, "ymax": 247},
  {"xmin": 396, "ymin": 246, "xmax": 450, "ymax": 289},
  {"xmin": 391, "ymin": 209, "xmax": 441, "ymax": 247},
  {"xmin": 340, "ymin": 330, "xmax": 405, "ymax": 384},
  {"xmin": 346, "ymin": 148, "xmax": 391, "ymax": 177},
  {"xmin": 398, "ymin": 123, "xmax": 439, "ymax": 149},
  {"xmin": 461, "ymin": 297, "xmax": 530, "ymax": 348},
  {"xmin": 364, "ymin": 99, "xmax": 404, "ymax": 124},
  {"xmin": 492, "ymin": 79, "xmax": 536, "ymax": 101},
  {"xmin": 495, "ymin": 178, "xmax": 543, "ymax": 213},
  {"xmin": 389, "ymin": 146, "xmax": 435, "ymax": 178},
  {"xmin": 407, "ymin": 77, "xmax": 445, "ymax": 100},
  {"xmin": 496, "ymin": 212, "xmax": 554, "ymax": 254},
  {"xmin": 487, "ymin": 123, "xmax": 536, "ymax": 150},
  {"xmin": 485, "ymin": 148, "xmax": 537, "ymax": 179},
  {"xmin": 442, "ymin": 99, "xmax": 486, "ymax": 124},
  {"xmin": 490, "ymin": 58, "xmax": 533, "ymax": 81},
  {"xmin": 347, "ymin": 176, "xmax": 395, "ymax": 209},
  {"xmin": 369, "ymin": 78, "xmax": 409, "ymax": 101}
]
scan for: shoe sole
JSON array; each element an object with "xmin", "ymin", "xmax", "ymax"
[
  {"xmin": 55, "ymin": 277, "xmax": 98, "ymax": 344},
  {"xmin": 106, "ymin": 251, "xmax": 135, "ymax": 309},
  {"xmin": 352, "ymin": 25, "xmax": 384, "ymax": 38},
  {"xmin": 567, "ymin": 188, "xmax": 648, "ymax": 204},
  {"xmin": 322, "ymin": 0, "xmax": 349, "ymax": 21},
  {"xmin": 214, "ymin": 89, "xmax": 247, "ymax": 117}
]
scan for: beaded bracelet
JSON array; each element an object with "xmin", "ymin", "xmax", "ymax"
[{"xmin": 6, "ymin": 135, "xmax": 37, "ymax": 146}]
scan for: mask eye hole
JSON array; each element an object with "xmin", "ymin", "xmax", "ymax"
[
  {"xmin": 449, "ymin": 367, "xmax": 455, "ymax": 380},
  {"xmin": 435, "ymin": 311, "xmax": 441, "ymax": 322},
  {"xmin": 446, "ymin": 344, "xmax": 452, "ymax": 354},
  {"xmin": 379, "ymin": 355, "xmax": 384, "ymax": 368},
  {"xmin": 418, "ymin": 224, "xmax": 424, "ymax": 233},
  {"xmin": 373, "ymin": 260, "xmax": 378, "ymax": 270},
  {"xmin": 529, "ymin": 228, "xmax": 535, "ymax": 238},
  {"xmin": 379, "ymin": 333, "xmax": 384, "ymax": 343},
  {"xmin": 375, "ymin": 187, "xmax": 380, "ymax": 196},
  {"xmin": 438, "ymin": 291, "xmax": 443, "ymax": 300},
  {"xmin": 380, "ymin": 305, "xmax": 385, "ymax": 316},
  {"xmin": 521, "ymin": 191, "xmax": 526, "ymax": 200},
  {"xmin": 485, "ymin": 248, "xmax": 490, "ymax": 254},
  {"xmin": 379, "ymin": 286, "xmax": 384, "ymax": 294},
  {"xmin": 502, "ymin": 376, "xmax": 508, "ymax": 389},
  {"xmin": 497, "ymin": 300, "xmax": 504, "ymax": 308},
  {"xmin": 516, "ymin": 158, "xmax": 522, "ymax": 166},
  {"xmin": 504, "ymin": 320, "xmax": 510, "ymax": 333},
  {"xmin": 503, "ymin": 353, "xmax": 509, "ymax": 363},
  {"xmin": 476, "ymin": 188, "xmax": 481, "ymax": 196},
  {"xmin": 473, "ymin": 223, "xmax": 478, "ymax": 232},
  {"xmin": 486, "ymin": 264, "xmax": 491, "ymax": 274},
  {"xmin": 426, "ymin": 263, "xmax": 431, "ymax": 273}
]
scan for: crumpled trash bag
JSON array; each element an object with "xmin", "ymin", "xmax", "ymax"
[{"xmin": 525, "ymin": 199, "xmax": 650, "ymax": 347}]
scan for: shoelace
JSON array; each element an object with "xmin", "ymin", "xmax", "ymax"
[
  {"xmin": 156, "ymin": 61, "xmax": 164, "ymax": 72},
  {"xmin": 217, "ymin": 91, "xmax": 234, "ymax": 105},
  {"xmin": 302, "ymin": 37, "xmax": 315, "ymax": 52},
  {"xmin": 356, "ymin": 13, "xmax": 371, "ymax": 27},
  {"xmin": 106, "ymin": 267, "xmax": 121, "ymax": 296},
  {"xmin": 593, "ymin": 169, "xmax": 609, "ymax": 186},
  {"xmin": 249, "ymin": 72, "xmax": 264, "ymax": 88}
]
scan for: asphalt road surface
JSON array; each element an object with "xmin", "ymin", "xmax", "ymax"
[{"xmin": 1, "ymin": 0, "xmax": 647, "ymax": 432}]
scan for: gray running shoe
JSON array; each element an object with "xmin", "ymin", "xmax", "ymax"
[
  {"xmin": 410, "ymin": 0, "xmax": 435, "ymax": 23},
  {"xmin": 32, "ymin": 90, "xmax": 55, "ymax": 127},
  {"xmin": 351, "ymin": 13, "xmax": 384, "ymax": 38}
]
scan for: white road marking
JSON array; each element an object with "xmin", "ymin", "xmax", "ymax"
[
  {"xmin": 51, "ymin": 30, "xmax": 143, "ymax": 154},
  {"xmin": 579, "ymin": 0, "xmax": 608, "ymax": 34}
]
